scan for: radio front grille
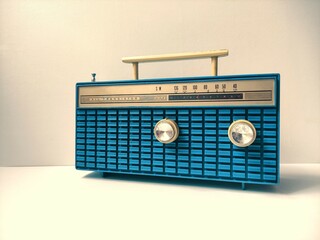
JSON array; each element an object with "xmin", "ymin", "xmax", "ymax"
[{"xmin": 76, "ymin": 108, "xmax": 278, "ymax": 184}]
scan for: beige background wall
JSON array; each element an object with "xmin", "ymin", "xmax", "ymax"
[{"xmin": 0, "ymin": 0, "xmax": 319, "ymax": 166}]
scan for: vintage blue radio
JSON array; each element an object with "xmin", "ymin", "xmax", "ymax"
[{"xmin": 75, "ymin": 50, "xmax": 280, "ymax": 189}]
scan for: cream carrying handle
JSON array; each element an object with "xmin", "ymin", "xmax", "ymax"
[{"xmin": 122, "ymin": 49, "xmax": 229, "ymax": 80}]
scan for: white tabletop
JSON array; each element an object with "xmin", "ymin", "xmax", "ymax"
[{"xmin": 1, "ymin": 164, "xmax": 319, "ymax": 240}]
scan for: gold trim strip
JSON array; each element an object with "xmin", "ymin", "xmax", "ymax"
[{"xmin": 78, "ymin": 79, "xmax": 275, "ymax": 108}]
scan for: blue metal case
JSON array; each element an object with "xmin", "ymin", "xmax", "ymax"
[{"xmin": 75, "ymin": 73, "xmax": 280, "ymax": 188}]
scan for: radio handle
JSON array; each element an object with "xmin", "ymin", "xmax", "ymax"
[{"xmin": 122, "ymin": 49, "xmax": 229, "ymax": 80}]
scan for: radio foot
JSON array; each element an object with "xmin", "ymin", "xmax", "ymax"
[{"xmin": 241, "ymin": 183, "xmax": 246, "ymax": 190}]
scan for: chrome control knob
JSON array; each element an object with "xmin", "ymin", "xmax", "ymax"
[
  {"xmin": 154, "ymin": 118, "xmax": 179, "ymax": 144},
  {"xmin": 228, "ymin": 120, "xmax": 256, "ymax": 147}
]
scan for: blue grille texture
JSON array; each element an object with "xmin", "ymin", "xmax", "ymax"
[{"xmin": 76, "ymin": 107, "xmax": 279, "ymax": 184}]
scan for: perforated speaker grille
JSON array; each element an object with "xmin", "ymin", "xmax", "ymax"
[{"xmin": 75, "ymin": 107, "xmax": 279, "ymax": 184}]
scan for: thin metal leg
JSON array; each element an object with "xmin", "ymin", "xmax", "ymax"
[{"xmin": 241, "ymin": 183, "xmax": 246, "ymax": 190}]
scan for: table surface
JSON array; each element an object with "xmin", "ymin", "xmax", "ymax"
[{"xmin": 1, "ymin": 164, "xmax": 319, "ymax": 240}]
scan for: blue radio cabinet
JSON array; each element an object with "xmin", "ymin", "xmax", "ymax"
[{"xmin": 75, "ymin": 50, "xmax": 280, "ymax": 189}]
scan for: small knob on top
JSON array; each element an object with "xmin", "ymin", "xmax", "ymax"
[{"xmin": 91, "ymin": 73, "xmax": 96, "ymax": 82}]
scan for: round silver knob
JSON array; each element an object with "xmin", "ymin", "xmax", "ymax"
[
  {"xmin": 154, "ymin": 118, "xmax": 179, "ymax": 144},
  {"xmin": 228, "ymin": 120, "xmax": 256, "ymax": 147}
]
